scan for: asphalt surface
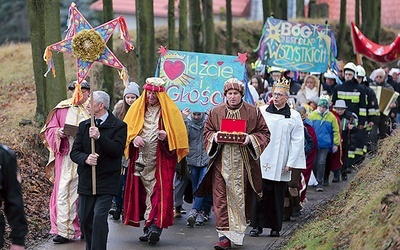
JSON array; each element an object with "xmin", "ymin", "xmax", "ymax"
[{"xmin": 30, "ymin": 173, "xmax": 354, "ymax": 250}]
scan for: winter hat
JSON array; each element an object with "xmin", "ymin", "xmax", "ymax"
[
  {"xmin": 223, "ymin": 78, "xmax": 245, "ymax": 96},
  {"xmin": 317, "ymin": 98, "xmax": 329, "ymax": 108},
  {"xmin": 333, "ymin": 99, "xmax": 347, "ymax": 109},
  {"xmin": 124, "ymin": 82, "xmax": 140, "ymax": 98},
  {"xmin": 308, "ymin": 95, "xmax": 320, "ymax": 105},
  {"xmin": 389, "ymin": 68, "xmax": 400, "ymax": 76},
  {"xmin": 317, "ymin": 95, "xmax": 330, "ymax": 108}
]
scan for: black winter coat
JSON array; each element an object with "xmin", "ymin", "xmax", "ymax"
[
  {"xmin": 70, "ymin": 111, "xmax": 127, "ymax": 196},
  {"xmin": 0, "ymin": 144, "xmax": 28, "ymax": 247}
]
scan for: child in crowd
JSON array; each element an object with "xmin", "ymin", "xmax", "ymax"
[
  {"xmin": 308, "ymin": 96, "xmax": 340, "ymax": 192},
  {"xmin": 109, "ymin": 82, "xmax": 140, "ymax": 220}
]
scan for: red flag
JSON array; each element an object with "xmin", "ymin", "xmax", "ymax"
[{"xmin": 351, "ymin": 22, "xmax": 400, "ymax": 63}]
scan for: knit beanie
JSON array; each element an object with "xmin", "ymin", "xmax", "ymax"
[
  {"xmin": 317, "ymin": 98, "xmax": 329, "ymax": 108},
  {"xmin": 124, "ymin": 82, "xmax": 140, "ymax": 98}
]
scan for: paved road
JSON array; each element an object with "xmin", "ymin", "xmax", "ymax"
[{"xmin": 31, "ymin": 174, "xmax": 353, "ymax": 250}]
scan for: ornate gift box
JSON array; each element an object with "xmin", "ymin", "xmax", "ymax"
[{"xmin": 217, "ymin": 118, "xmax": 247, "ymax": 144}]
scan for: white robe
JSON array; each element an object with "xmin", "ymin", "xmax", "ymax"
[{"xmin": 259, "ymin": 107, "xmax": 306, "ymax": 182}]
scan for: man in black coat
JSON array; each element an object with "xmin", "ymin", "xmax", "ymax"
[
  {"xmin": 70, "ymin": 91, "xmax": 127, "ymax": 250},
  {"xmin": 0, "ymin": 143, "xmax": 28, "ymax": 250}
]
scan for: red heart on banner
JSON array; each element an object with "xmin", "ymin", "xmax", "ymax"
[
  {"xmin": 217, "ymin": 61, "xmax": 224, "ymax": 66},
  {"xmin": 164, "ymin": 60, "xmax": 185, "ymax": 80}
]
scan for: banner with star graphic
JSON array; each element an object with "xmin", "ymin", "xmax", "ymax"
[
  {"xmin": 155, "ymin": 47, "xmax": 251, "ymax": 112},
  {"xmin": 255, "ymin": 18, "xmax": 337, "ymax": 73}
]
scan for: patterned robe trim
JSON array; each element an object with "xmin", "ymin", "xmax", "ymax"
[{"xmin": 220, "ymin": 144, "xmax": 247, "ymax": 246}]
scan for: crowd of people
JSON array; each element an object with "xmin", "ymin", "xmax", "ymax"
[{"xmin": 3, "ymin": 60, "xmax": 398, "ymax": 250}]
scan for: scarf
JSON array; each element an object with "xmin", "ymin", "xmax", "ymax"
[{"xmin": 123, "ymin": 90, "xmax": 189, "ymax": 162}]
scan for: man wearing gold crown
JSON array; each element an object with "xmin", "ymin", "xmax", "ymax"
[
  {"xmin": 195, "ymin": 78, "xmax": 270, "ymax": 249},
  {"xmin": 123, "ymin": 77, "xmax": 189, "ymax": 245},
  {"xmin": 39, "ymin": 80, "xmax": 90, "ymax": 243},
  {"xmin": 250, "ymin": 77, "xmax": 306, "ymax": 238}
]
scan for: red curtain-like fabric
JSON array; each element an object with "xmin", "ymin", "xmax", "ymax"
[{"xmin": 351, "ymin": 22, "xmax": 400, "ymax": 63}]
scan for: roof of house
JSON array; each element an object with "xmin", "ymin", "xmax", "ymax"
[{"xmin": 90, "ymin": 0, "xmax": 251, "ymax": 17}]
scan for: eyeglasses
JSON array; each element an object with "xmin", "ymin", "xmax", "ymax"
[
  {"xmin": 375, "ymin": 75, "xmax": 384, "ymax": 78},
  {"xmin": 272, "ymin": 93, "xmax": 287, "ymax": 98}
]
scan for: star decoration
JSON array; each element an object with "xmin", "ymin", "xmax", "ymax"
[
  {"xmin": 44, "ymin": 3, "xmax": 134, "ymax": 85},
  {"xmin": 158, "ymin": 46, "xmax": 169, "ymax": 56},
  {"xmin": 235, "ymin": 53, "xmax": 248, "ymax": 65},
  {"xmin": 310, "ymin": 24, "xmax": 319, "ymax": 35},
  {"xmin": 265, "ymin": 19, "xmax": 282, "ymax": 45}
]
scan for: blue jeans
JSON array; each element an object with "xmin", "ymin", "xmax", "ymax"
[
  {"xmin": 189, "ymin": 165, "xmax": 211, "ymax": 211},
  {"xmin": 314, "ymin": 148, "xmax": 330, "ymax": 186}
]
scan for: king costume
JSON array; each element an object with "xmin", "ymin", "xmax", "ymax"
[
  {"xmin": 195, "ymin": 78, "xmax": 270, "ymax": 247},
  {"xmin": 40, "ymin": 82, "xmax": 90, "ymax": 240},
  {"xmin": 123, "ymin": 77, "xmax": 189, "ymax": 243}
]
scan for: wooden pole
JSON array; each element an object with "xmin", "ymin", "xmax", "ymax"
[
  {"xmin": 90, "ymin": 91, "xmax": 96, "ymax": 195},
  {"xmin": 89, "ymin": 69, "xmax": 97, "ymax": 195}
]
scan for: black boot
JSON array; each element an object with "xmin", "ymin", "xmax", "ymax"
[
  {"xmin": 139, "ymin": 227, "xmax": 149, "ymax": 241},
  {"xmin": 112, "ymin": 204, "xmax": 122, "ymax": 220}
]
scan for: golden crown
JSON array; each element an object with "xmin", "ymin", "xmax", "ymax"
[{"xmin": 273, "ymin": 76, "xmax": 291, "ymax": 92}]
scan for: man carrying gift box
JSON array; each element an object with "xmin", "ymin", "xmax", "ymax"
[{"xmin": 195, "ymin": 78, "xmax": 270, "ymax": 250}]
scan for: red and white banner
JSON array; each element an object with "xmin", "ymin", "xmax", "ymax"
[{"xmin": 351, "ymin": 22, "xmax": 400, "ymax": 63}]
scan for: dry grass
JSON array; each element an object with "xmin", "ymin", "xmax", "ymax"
[{"xmin": 285, "ymin": 131, "xmax": 400, "ymax": 250}]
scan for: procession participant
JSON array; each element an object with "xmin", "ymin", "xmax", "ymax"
[
  {"xmin": 195, "ymin": 78, "xmax": 270, "ymax": 249},
  {"xmin": 70, "ymin": 91, "xmax": 127, "ymax": 250},
  {"xmin": 183, "ymin": 110, "xmax": 212, "ymax": 227},
  {"xmin": 250, "ymin": 77, "xmax": 306, "ymax": 237},
  {"xmin": 123, "ymin": 77, "xmax": 189, "ymax": 245},
  {"xmin": 109, "ymin": 82, "xmax": 140, "ymax": 221},
  {"xmin": 0, "ymin": 143, "xmax": 28, "ymax": 250},
  {"xmin": 332, "ymin": 62, "xmax": 367, "ymax": 170},
  {"xmin": 308, "ymin": 96, "xmax": 341, "ymax": 191},
  {"xmin": 370, "ymin": 68, "xmax": 396, "ymax": 139},
  {"xmin": 40, "ymin": 80, "xmax": 90, "ymax": 243}
]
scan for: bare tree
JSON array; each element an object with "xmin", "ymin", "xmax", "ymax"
[
  {"xmin": 355, "ymin": 0, "xmax": 360, "ymax": 27},
  {"xmin": 202, "ymin": 0, "xmax": 214, "ymax": 53},
  {"xmin": 102, "ymin": 0, "xmax": 115, "ymax": 104},
  {"xmin": 189, "ymin": 0, "xmax": 203, "ymax": 52},
  {"xmin": 296, "ymin": 0, "xmax": 305, "ymax": 18},
  {"xmin": 372, "ymin": 0, "xmax": 381, "ymax": 43},
  {"xmin": 360, "ymin": 0, "xmax": 381, "ymax": 43},
  {"xmin": 27, "ymin": 0, "xmax": 66, "ymax": 123},
  {"xmin": 262, "ymin": 0, "xmax": 272, "ymax": 22},
  {"xmin": 337, "ymin": 0, "xmax": 346, "ymax": 55},
  {"xmin": 136, "ymin": 0, "xmax": 155, "ymax": 83},
  {"xmin": 168, "ymin": 0, "xmax": 176, "ymax": 49},
  {"xmin": 178, "ymin": 0, "xmax": 188, "ymax": 51},
  {"xmin": 226, "ymin": 0, "xmax": 232, "ymax": 54}
]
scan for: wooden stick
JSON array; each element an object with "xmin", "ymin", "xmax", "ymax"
[{"xmin": 90, "ymin": 87, "xmax": 96, "ymax": 195}]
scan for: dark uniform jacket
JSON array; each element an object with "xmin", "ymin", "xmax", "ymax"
[
  {"xmin": 332, "ymin": 78, "xmax": 367, "ymax": 126},
  {"xmin": 70, "ymin": 111, "xmax": 127, "ymax": 196},
  {"xmin": 0, "ymin": 144, "xmax": 28, "ymax": 247}
]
